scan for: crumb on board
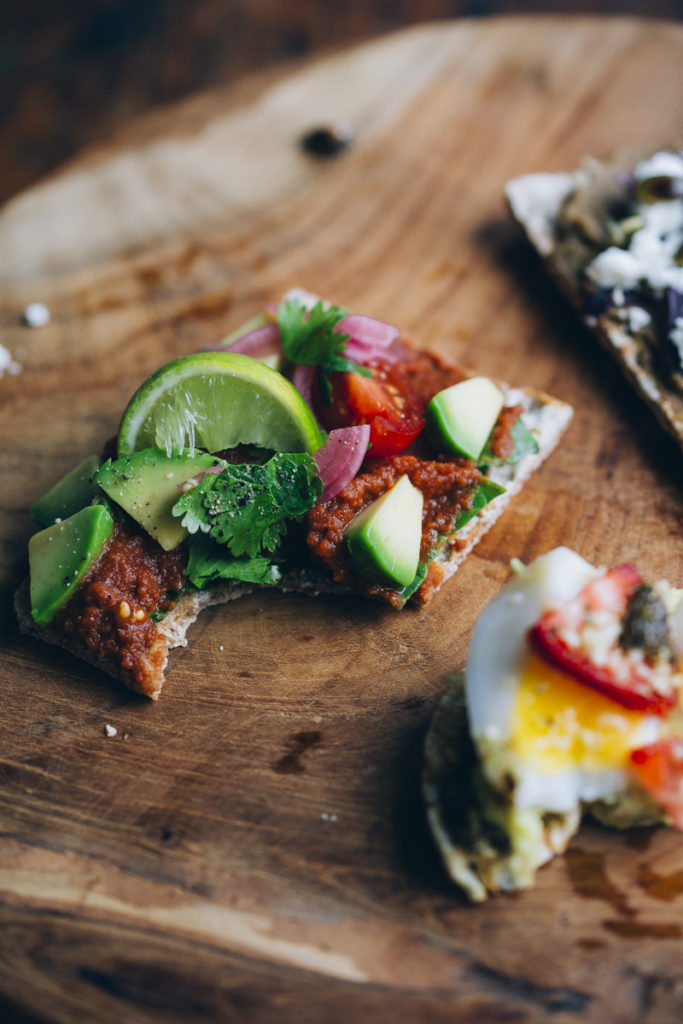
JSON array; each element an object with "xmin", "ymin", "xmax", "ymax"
[
  {"xmin": 22, "ymin": 302, "xmax": 51, "ymax": 327},
  {"xmin": 104, "ymin": 723, "xmax": 118, "ymax": 738},
  {"xmin": 0, "ymin": 343, "xmax": 21, "ymax": 377}
]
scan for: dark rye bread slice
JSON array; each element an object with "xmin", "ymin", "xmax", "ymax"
[
  {"xmin": 506, "ymin": 156, "xmax": 683, "ymax": 452},
  {"xmin": 15, "ymin": 378, "xmax": 572, "ymax": 700}
]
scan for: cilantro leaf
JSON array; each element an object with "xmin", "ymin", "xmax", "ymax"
[
  {"xmin": 172, "ymin": 452, "xmax": 322, "ymax": 558},
  {"xmin": 478, "ymin": 416, "xmax": 539, "ymax": 467},
  {"xmin": 453, "ymin": 476, "xmax": 506, "ymax": 532},
  {"xmin": 277, "ymin": 298, "xmax": 349, "ymax": 366},
  {"xmin": 399, "ymin": 561, "xmax": 428, "ymax": 603},
  {"xmin": 276, "ymin": 298, "xmax": 372, "ymax": 400},
  {"xmin": 184, "ymin": 534, "xmax": 281, "ymax": 590}
]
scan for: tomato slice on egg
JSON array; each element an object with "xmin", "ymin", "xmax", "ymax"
[
  {"xmin": 318, "ymin": 359, "xmax": 424, "ymax": 459},
  {"xmin": 631, "ymin": 740, "xmax": 683, "ymax": 827},
  {"xmin": 528, "ymin": 564, "xmax": 678, "ymax": 715}
]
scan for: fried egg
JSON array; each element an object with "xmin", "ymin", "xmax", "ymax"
[{"xmin": 465, "ymin": 548, "xmax": 670, "ymax": 815}]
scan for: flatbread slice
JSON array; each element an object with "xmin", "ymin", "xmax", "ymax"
[
  {"xmin": 16, "ymin": 295, "xmax": 572, "ymax": 699},
  {"xmin": 506, "ymin": 148, "xmax": 683, "ymax": 450}
]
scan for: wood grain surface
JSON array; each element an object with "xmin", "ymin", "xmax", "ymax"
[
  {"xmin": 2, "ymin": 16, "xmax": 683, "ymax": 1024},
  {"xmin": 4, "ymin": 0, "xmax": 681, "ymax": 207}
]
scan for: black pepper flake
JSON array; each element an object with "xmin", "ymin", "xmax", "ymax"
[{"xmin": 300, "ymin": 122, "xmax": 354, "ymax": 158}]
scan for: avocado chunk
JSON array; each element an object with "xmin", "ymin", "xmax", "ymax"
[
  {"xmin": 346, "ymin": 474, "xmax": 423, "ymax": 588},
  {"xmin": 29, "ymin": 504, "xmax": 114, "ymax": 626},
  {"xmin": 96, "ymin": 448, "xmax": 225, "ymax": 551},
  {"xmin": 31, "ymin": 454, "xmax": 101, "ymax": 526},
  {"xmin": 425, "ymin": 377, "xmax": 504, "ymax": 461}
]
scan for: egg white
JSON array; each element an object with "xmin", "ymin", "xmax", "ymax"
[{"xmin": 465, "ymin": 548, "xmax": 662, "ymax": 814}]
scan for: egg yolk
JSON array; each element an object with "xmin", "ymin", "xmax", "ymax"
[{"xmin": 512, "ymin": 652, "xmax": 652, "ymax": 773}]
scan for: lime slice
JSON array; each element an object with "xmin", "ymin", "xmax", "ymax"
[{"xmin": 118, "ymin": 352, "xmax": 321, "ymax": 456}]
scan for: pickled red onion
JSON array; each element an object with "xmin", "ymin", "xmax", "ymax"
[
  {"xmin": 337, "ymin": 314, "xmax": 401, "ymax": 366},
  {"xmin": 205, "ymin": 322, "xmax": 282, "ymax": 361},
  {"xmin": 314, "ymin": 425, "xmax": 370, "ymax": 503},
  {"xmin": 338, "ymin": 314, "xmax": 399, "ymax": 348},
  {"xmin": 290, "ymin": 364, "xmax": 323, "ymax": 427}
]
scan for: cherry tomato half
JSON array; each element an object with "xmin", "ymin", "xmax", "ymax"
[
  {"xmin": 631, "ymin": 740, "xmax": 683, "ymax": 827},
  {"xmin": 528, "ymin": 564, "xmax": 677, "ymax": 715},
  {"xmin": 317, "ymin": 359, "xmax": 424, "ymax": 459}
]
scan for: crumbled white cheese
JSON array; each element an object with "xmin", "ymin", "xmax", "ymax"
[
  {"xmin": 634, "ymin": 151, "xmax": 683, "ymax": 182},
  {"xmin": 614, "ymin": 305, "xmax": 652, "ymax": 332},
  {"xmin": 624, "ymin": 306, "xmax": 652, "ymax": 332},
  {"xmin": 22, "ymin": 302, "xmax": 51, "ymax": 328},
  {"xmin": 670, "ymin": 317, "xmax": 683, "ymax": 365},
  {"xmin": 587, "ymin": 247, "xmax": 644, "ymax": 290},
  {"xmin": 104, "ymin": 723, "xmax": 118, "ymax": 738},
  {"xmin": 0, "ymin": 343, "xmax": 21, "ymax": 377},
  {"xmin": 586, "ymin": 154, "xmax": 683, "ymax": 295}
]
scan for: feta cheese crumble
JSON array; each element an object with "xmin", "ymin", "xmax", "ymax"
[{"xmin": 586, "ymin": 152, "xmax": 683, "ymax": 295}]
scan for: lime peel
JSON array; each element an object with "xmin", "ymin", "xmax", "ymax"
[{"xmin": 117, "ymin": 351, "xmax": 322, "ymax": 457}]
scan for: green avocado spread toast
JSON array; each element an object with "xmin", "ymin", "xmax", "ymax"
[{"xmin": 16, "ymin": 289, "xmax": 572, "ymax": 698}]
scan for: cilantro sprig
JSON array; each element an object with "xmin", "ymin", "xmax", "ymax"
[
  {"xmin": 277, "ymin": 297, "xmax": 371, "ymax": 402},
  {"xmin": 184, "ymin": 534, "xmax": 281, "ymax": 590},
  {"xmin": 172, "ymin": 452, "xmax": 322, "ymax": 559}
]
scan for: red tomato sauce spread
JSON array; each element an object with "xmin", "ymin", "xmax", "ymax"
[
  {"xmin": 306, "ymin": 348, "xmax": 519, "ymax": 608},
  {"xmin": 390, "ymin": 346, "xmax": 466, "ymax": 405},
  {"xmin": 306, "ymin": 454, "xmax": 481, "ymax": 608},
  {"xmin": 54, "ymin": 519, "xmax": 185, "ymax": 696},
  {"xmin": 489, "ymin": 403, "xmax": 523, "ymax": 462}
]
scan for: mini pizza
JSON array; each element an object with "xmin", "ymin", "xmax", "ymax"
[
  {"xmin": 16, "ymin": 290, "xmax": 572, "ymax": 699},
  {"xmin": 423, "ymin": 548, "xmax": 683, "ymax": 902},
  {"xmin": 506, "ymin": 148, "xmax": 683, "ymax": 449}
]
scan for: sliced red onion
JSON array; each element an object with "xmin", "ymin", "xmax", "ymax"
[
  {"xmin": 314, "ymin": 425, "xmax": 370, "ymax": 503},
  {"xmin": 343, "ymin": 337, "xmax": 402, "ymax": 365},
  {"xmin": 336, "ymin": 314, "xmax": 402, "ymax": 367},
  {"xmin": 204, "ymin": 321, "xmax": 282, "ymax": 363},
  {"xmin": 338, "ymin": 314, "xmax": 399, "ymax": 348},
  {"xmin": 291, "ymin": 363, "xmax": 324, "ymax": 427}
]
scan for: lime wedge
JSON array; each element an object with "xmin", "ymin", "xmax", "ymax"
[{"xmin": 118, "ymin": 352, "xmax": 321, "ymax": 457}]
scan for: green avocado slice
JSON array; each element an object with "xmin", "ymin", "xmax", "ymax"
[
  {"xmin": 425, "ymin": 377, "xmax": 504, "ymax": 461},
  {"xmin": 29, "ymin": 504, "xmax": 115, "ymax": 626},
  {"xmin": 31, "ymin": 454, "xmax": 101, "ymax": 526},
  {"xmin": 346, "ymin": 474, "xmax": 423, "ymax": 589},
  {"xmin": 96, "ymin": 448, "xmax": 225, "ymax": 551}
]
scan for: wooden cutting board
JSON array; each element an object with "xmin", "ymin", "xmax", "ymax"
[{"xmin": 2, "ymin": 15, "xmax": 683, "ymax": 1024}]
